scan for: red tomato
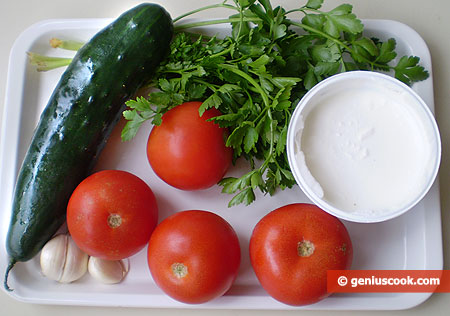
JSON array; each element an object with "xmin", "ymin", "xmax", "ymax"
[
  {"xmin": 147, "ymin": 210, "xmax": 241, "ymax": 304},
  {"xmin": 249, "ymin": 203, "xmax": 353, "ymax": 306},
  {"xmin": 147, "ymin": 101, "xmax": 232, "ymax": 190},
  {"xmin": 67, "ymin": 170, "xmax": 158, "ymax": 260}
]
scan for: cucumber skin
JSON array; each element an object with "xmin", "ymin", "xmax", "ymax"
[{"xmin": 6, "ymin": 4, "xmax": 173, "ymax": 262}]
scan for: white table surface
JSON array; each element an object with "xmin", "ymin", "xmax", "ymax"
[{"xmin": 1, "ymin": 0, "xmax": 449, "ymax": 315}]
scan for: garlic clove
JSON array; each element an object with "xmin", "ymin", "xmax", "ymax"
[
  {"xmin": 40, "ymin": 234, "xmax": 88, "ymax": 283},
  {"xmin": 59, "ymin": 236, "xmax": 89, "ymax": 283},
  {"xmin": 88, "ymin": 256, "xmax": 129, "ymax": 284},
  {"xmin": 40, "ymin": 234, "xmax": 67, "ymax": 282}
]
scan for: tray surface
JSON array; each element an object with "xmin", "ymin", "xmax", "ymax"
[{"xmin": 0, "ymin": 18, "xmax": 442, "ymax": 310}]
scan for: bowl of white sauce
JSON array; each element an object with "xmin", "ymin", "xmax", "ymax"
[{"xmin": 287, "ymin": 71, "xmax": 441, "ymax": 223}]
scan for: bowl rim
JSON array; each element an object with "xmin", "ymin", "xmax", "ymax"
[{"xmin": 286, "ymin": 70, "xmax": 442, "ymax": 223}]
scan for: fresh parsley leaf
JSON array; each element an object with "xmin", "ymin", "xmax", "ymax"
[
  {"xmin": 314, "ymin": 61, "xmax": 340, "ymax": 76},
  {"xmin": 302, "ymin": 14, "xmax": 326, "ymax": 31},
  {"xmin": 328, "ymin": 3, "xmax": 353, "ymax": 15},
  {"xmin": 238, "ymin": 0, "xmax": 256, "ymax": 9},
  {"xmin": 187, "ymin": 83, "xmax": 207, "ymax": 99},
  {"xmin": 125, "ymin": 96, "xmax": 153, "ymax": 113},
  {"xmin": 305, "ymin": 0, "xmax": 324, "ymax": 10},
  {"xmin": 121, "ymin": 97, "xmax": 159, "ymax": 141},
  {"xmin": 258, "ymin": 0, "xmax": 273, "ymax": 14},
  {"xmin": 375, "ymin": 38, "xmax": 397, "ymax": 64},
  {"xmin": 275, "ymin": 125, "xmax": 288, "ymax": 156},
  {"xmin": 219, "ymin": 176, "xmax": 242, "ymax": 194},
  {"xmin": 226, "ymin": 124, "xmax": 248, "ymax": 156},
  {"xmin": 394, "ymin": 56, "xmax": 429, "ymax": 85},
  {"xmin": 121, "ymin": 110, "xmax": 146, "ymax": 141},
  {"xmin": 352, "ymin": 37, "xmax": 379, "ymax": 59},
  {"xmin": 325, "ymin": 9, "xmax": 364, "ymax": 36},
  {"xmin": 147, "ymin": 91, "xmax": 171, "ymax": 106},
  {"xmin": 244, "ymin": 126, "xmax": 259, "ymax": 153},
  {"xmin": 250, "ymin": 170, "xmax": 264, "ymax": 189},
  {"xmin": 228, "ymin": 187, "xmax": 255, "ymax": 207},
  {"xmin": 310, "ymin": 42, "xmax": 341, "ymax": 63},
  {"xmin": 199, "ymin": 93, "xmax": 223, "ymax": 116},
  {"xmin": 304, "ymin": 66, "xmax": 318, "ymax": 90}
]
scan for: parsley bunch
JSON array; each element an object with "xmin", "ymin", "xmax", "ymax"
[{"xmin": 122, "ymin": 0, "xmax": 429, "ymax": 207}]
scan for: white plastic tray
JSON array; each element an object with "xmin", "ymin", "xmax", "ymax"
[{"xmin": 0, "ymin": 18, "xmax": 442, "ymax": 310}]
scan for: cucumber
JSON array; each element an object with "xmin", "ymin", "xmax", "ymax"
[{"xmin": 4, "ymin": 3, "xmax": 173, "ymax": 290}]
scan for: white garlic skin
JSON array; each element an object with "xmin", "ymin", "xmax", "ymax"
[
  {"xmin": 88, "ymin": 256, "xmax": 129, "ymax": 284},
  {"xmin": 40, "ymin": 234, "xmax": 88, "ymax": 283}
]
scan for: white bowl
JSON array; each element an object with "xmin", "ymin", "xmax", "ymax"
[{"xmin": 286, "ymin": 71, "xmax": 441, "ymax": 223}]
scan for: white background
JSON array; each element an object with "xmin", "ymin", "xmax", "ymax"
[{"xmin": 1, "ymin": 0, "xmax": 449, "ymax": 315}]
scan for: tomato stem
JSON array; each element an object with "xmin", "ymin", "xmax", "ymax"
[
  {"xmin": 171, "ymin": 263, "xmax": 188, "ymax": 278},
  {"xmin": 297, "ymin": 240, "xmax": 315, "ymax": 257},
  {"xmin": 107, "ymin": 214, "xmax": 122, "ymax": 228}
]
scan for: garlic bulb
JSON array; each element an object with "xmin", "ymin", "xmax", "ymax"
[
  {"xmin": 88, "ymin": 256, "xmax": 129, "ymax": 284},
  {"xmin": 40, "ymin": 234, "xmax": 88, "ymax": 283}
]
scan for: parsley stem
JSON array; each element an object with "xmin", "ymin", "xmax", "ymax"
[
  {"xmin": 174, "ymin": 17, "xmax": 262, "ymax": 31},
  {"xmin": 284, "ymin": 8, "xmax": 307, "ymax": 15},
  {"xmin": 173, "ymin": 3, "xmax": 238, "ymax": 23},
  {"xmin": 289, "ymin": 21, "xmax": 353, "ymax": 52},
  {"xmin": 285, "ymin": 7, "xmax": 321, "ymax": 15},
  {"xmin": 218, "ymin": 63, "xmax": 270, "ymax": 108},
  {"xmin": 199, "ymin": 47, "xmax": 233, "ymax": 60},
  {"xmin": 192, "ymin": 78, "xmax": 220, "ymax": 92},
  {"xmin": 161, "ymin": 67, "xmax": 200, "ymax": 74}
]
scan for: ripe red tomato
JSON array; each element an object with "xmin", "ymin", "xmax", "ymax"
[
  {"xmin": 67, "ymin": 170, "xmax": 158, "ymax": 260},
  {"xmin": 147, "ymin": 101, "xmax": 232, "ymax": 190},
  {"xmin": 249, "ymin": 203, "xmax": 353, "ymax": 306},
  {"xmin": 147, "ymin": 210, "xmax": 241, "ymax": 304}
]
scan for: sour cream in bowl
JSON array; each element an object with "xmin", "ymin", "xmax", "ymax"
[{"xmin": 286, "ymin": 71, "xmax": 441, "ymax": 223}]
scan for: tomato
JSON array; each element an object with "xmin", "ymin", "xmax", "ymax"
[
  {"xmin": 147, "ymin": 101, "xmax": 232, "ymax": 190},
  {"xmin": 67, "ymin": 170, "xmax": 158, "ymax": 260},
  {"xmin": 147, "ymin": 210, "xmax": 241, "ymax": 304},
  {"xmin": 249, "ymin": 203, "xmax": 353, "ymax": 306}
]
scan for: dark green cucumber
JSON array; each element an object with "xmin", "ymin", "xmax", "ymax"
[{"xmin": 4, "ymin": 3, "xmax": 173, "ymax": 290}]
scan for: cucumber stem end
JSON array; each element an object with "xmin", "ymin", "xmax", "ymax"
[{"xmin": 4, "ymin": 258, "xmax": 17, "ymax": 292}]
